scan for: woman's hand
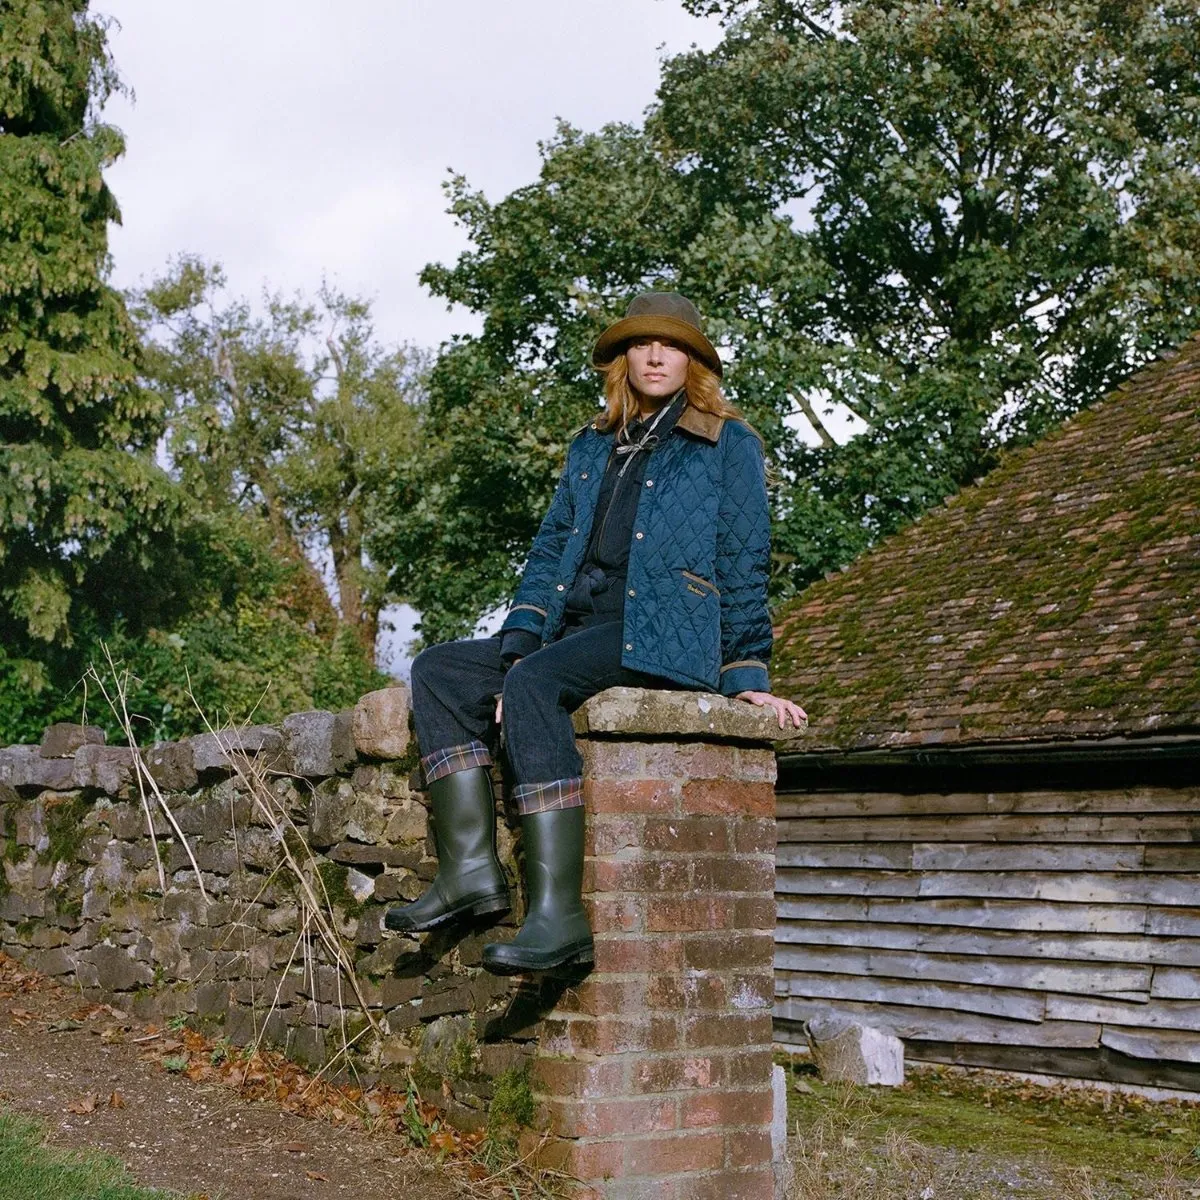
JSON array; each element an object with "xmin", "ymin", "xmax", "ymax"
[{"xmin": 735, "ymin": 691, "xmax": 806, "ymax": 729}]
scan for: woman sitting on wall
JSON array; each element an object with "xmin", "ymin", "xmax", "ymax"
[{"xmin": 385, "ymin": 292, "xmax": 805, "ymax": 974}]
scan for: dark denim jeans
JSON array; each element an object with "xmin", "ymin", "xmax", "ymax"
[{"xmin": 410, "ymin": 619, "xmax": 670, "ymax": 812}]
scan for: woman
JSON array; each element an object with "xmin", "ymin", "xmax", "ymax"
[{"xmin": 385, "ymin": 291, "xmax": 805, "ymax": 975}]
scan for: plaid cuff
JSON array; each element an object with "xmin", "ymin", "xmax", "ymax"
[
  {"xmin": 513, "ymin": 776, "xmax": 584, "ymax": 816},
  {"xmin": 421, "ymin": 740, "xmax": 493, "ymax": 785}
]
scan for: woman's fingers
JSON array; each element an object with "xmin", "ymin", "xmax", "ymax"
[{"xmin": 734, "ymin": 690, "xmax": 806, "ymax": 728}]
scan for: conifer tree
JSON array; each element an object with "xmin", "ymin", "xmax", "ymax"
[{"xmin": 0, "ymin": 0, "xmax": 176, "ymax": 697}]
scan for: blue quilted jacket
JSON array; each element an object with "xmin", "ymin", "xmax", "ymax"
[{"xmin": 499, "ymin": 403, "xmax": 772, "ymax": 696}]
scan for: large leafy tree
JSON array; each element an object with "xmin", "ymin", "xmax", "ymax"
[
  {"xmin": 133, "ymin": 258, "xmax": 424, "ymax": 659},
  {"xmin": 374, "ymin": 0, "xmax": 1200, "ymax": 642},
  {"xmin": 0, "ymin": 1, "xmax": 178, "ymax": 713}
]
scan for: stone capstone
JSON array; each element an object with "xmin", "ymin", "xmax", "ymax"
[
  {"xmin": 190, "ymin": 726, "xmax": 284, "ymax": 774},
  {"xmin": 72, "ymin": 745, "xmax": 135, "ymax": 795},
  {"xmin": 573, "ymin": 685, "xmax": 807, "ymax": 745},
  {"xmin": 144, "ymin": 741, "xmax": 198, "ymax": 792},
  {"xmin": 40, "ymin": 724, "xmax": 105, "ymax": 758},
  {"xmin": 352, "ymin": 688, "xmax": 411, "ymax": 760},
  {"xmin": 283, "ymin": 710, "xmax": 355, "ymax": 778},
  {"xmin": 0, "ymin": 746, "xmax": 76, "ymax": 791},
  {"xmin": 807, "ymin": 1015, "xmax": 905, "ymax": 1086}
]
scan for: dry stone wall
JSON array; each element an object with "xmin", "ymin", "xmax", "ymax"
[{"xmin": 0, "ymin": 689, "xmax": 527, "ymax": 1128}]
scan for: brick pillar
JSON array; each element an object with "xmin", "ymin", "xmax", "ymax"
[{"xmin": 526, "ymin": 687, "xmax": 796, "ymax": 1200}]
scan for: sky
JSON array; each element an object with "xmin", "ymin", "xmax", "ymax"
[{"xmin": 97, "ymin": 1, "xmax": 726, "ymax": 674}]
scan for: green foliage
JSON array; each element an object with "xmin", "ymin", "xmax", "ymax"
[
  {"xmin": 373, "ymin": 0, "xmax": 1200, "ymax": 640},
  {"xmin": 130, "ymin": 257, "xmax": 426, "ymax": 659},
  {"xmin": 0, "ymin": 1, "xmax": 179, "ymax": 662}
]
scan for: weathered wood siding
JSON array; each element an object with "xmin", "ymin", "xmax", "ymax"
[{"xmin": 773, "ymin": 785, "xmax": 1200, "ymax": 1088}]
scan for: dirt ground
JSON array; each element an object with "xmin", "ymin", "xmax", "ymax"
[{"xmin": 0, "ymin": 955, "xmax": 469, "ymax": 1200}]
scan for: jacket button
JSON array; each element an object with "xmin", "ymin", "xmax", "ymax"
[
  {"xmin": 625, "ymin": 643, "xmax": 633, "ymax": 651},
  {"xmin": 556, "ymin": 584, "xmax": 565, "ymax": 591},
  {"xmin": 572, "ymin": 527, "xmax": 579, "ymax": 534},
  {"xmin": 635, "ymin": 531, "xmax": 644, "ymax": 540},
  {"xmin": 628, "ymin": 588, "xmax": 636, "ymax": 597},
  {"xmin": 645, "ymin": 479, "xmax": 654, "ymax": 487},
  {"xmin": 581, "ymin": 472, "xmax": 588, "ymax": 479}
]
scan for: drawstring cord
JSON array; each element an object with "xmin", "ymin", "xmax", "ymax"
[{"xmin": 614, "ymin": 395, "xmax": 677, "ymax": 478}]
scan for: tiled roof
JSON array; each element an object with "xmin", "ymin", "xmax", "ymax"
[{"xmin": 772, "ymin": 334, "xmax": 1200, "ymax": 752}]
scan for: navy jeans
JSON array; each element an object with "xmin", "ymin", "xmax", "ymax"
[{"xmin": 410, "ymin": 620, "xmax": 671, "ymax": 814}]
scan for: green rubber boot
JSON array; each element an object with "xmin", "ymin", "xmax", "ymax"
[
  {"xmin": 482, "ymin": 807, "xmax": 594, "ymax": 975},
  {"xmin": 384, "ymin": 767, "xmax": 509, "ymax": 933}
]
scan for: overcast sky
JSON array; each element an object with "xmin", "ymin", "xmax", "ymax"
[
  {"xmin": 97, "ymin": 1, "xmax": 725, "ymax": 673},
  {"xmin": 100, "ymin": 1, "xmax": 723, "ymax": 346}
]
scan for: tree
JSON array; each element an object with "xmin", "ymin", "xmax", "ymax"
[
  {"xmin": 373, "ymin": 0, "xmax": 1200, "ymax": 640},
  {"xmin": 0, "ymin": 1, "xmax": 179, "ymax": 711},
  {"xmin": 132, "ymin": 258, "xmax": 425, "ymax": 659}
]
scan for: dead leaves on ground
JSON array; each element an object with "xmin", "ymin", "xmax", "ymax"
[{"xmin": 64, "ymin": 1091, "xmax": 125, "ymax": 1115}]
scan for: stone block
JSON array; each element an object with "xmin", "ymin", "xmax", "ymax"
[
  {"xmin": 40, "ymin": 723, "xmax": 105, "ymax": 758},
  {"xmin": 144, "ymin": 741, "xmax": 198, "ymax": 792},
  {"xmin": 0, "ymin": 747, "xmax": 76, "ymax": 791},
  {"xmin": 352, "ymin": 688, "xmax": 411, "ymax": 760},
  {"xmin": 189, "ymin": 726, "xmax": 284, "ymax": 774},
  {"xmin": 383, "ymin": 803, "xmax": 428, "ymax": 845},
  {"xmin": 72, "ymin": 745, "xmax": 135, "ymax": 795},
  {"xmin": 283, "ymin": 710, "xmax": 355, "ymax": 778},
  {"xmin": 80, "ymin": 942, "xmax": 155, "ymax": 992},
  {"xmin": 308, "ymin": 779, "xmax": 354, "ymax": 848},
  {"xmin": 807, "ymin": 1016, "xmax": 905, "ymax": 1087},
  {"xmin": 574, "ymin": 685, "xmax": 805, "ymax": 747}
]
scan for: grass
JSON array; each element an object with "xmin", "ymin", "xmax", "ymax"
[
  {"xmin": 0, "ymin": 1110, "xmax": 184, "ymax": 1200},
  {"xmin": 783, "ymin": 1060, "xmax": 1200, "ymax": 1200}
]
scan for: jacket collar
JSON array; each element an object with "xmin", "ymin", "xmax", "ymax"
[{"xmin": 674, "ymin": 404, "xmax": 724, "ymax": 444}]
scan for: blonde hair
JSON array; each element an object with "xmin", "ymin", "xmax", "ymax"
[{"xmin": 596, "ymin": 353, "xmax": 759, "ymax": 442}]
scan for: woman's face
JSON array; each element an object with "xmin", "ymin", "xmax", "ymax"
[{"xmin": 626, "ymin": 337, "xmax": 690, "ymax": 403}]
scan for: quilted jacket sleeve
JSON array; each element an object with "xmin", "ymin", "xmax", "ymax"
[
  {"xmin": 714, "ymin": 424, "xmax": 772, "ymax": 697},
  {"xmin": 499, "ymin": 457, "xmax": 575, "ymax": 641}
]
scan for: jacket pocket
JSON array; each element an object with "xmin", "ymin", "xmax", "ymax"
[{"xmin": 681, "ymin": 570, "xmax": 720, "ymax": 597}]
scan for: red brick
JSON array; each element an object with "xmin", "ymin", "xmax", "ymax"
[
  {"xmin": 735, "ymin": 818, "xmax": 777, "ymax": 854},
  {"xmin": 542, "ymin": 1094, "xmax": 678, "ymax": 1138},
  {"xmin": 691, "ymin": 856, "xmax": 775, "ymax": 893},
  {"xmin": 591, "ymin": 857, "xmax": 691, "ymax": 893},
  {"xmin": 682, "ymin": 779, "xmax": 776, "ymax": 816},
  {"xmin": 725, "ymin": 1049, "xmax": 774, "ymax": 1087},
  {"xmin": 586, "ymin": 814, "xmax": 642, "ymax": 855},
  {"xmin": 688, "ymin": 1168, "xmax": 775, "ymax": 1200},
  {"xmin": 593, "ymin": 935, "xmax": 684, "ymax": 972},
  {"xmin": 625, "ymin": 1131, "xmax": 725, "ymax": 1176},
  {"xmin": 585, "ymin": 778, "xmax": 677, "ymax": 814},
  {"xmin": 585, "ymin": 893, "xmax": 643, "ymax": 932},
  {"xmin": 580, "ymin": 740, "xmax": 643, "ymax": 779},
  {"xmin": 683, "ymin": 1011, "xmax": 773, "ymax": 1050},
  {"xmin": 733, "ymin": 896, "xmax": 778, "ymax": 932},
  {"xmin": 644, "ymin": 816, "xmax": 730, "ymax": 852},
  {"xmin": 728, "ymin": 970, "xmax": 775, "ymax": 1011},
  {"xmin": 550, "ymin": 977, "xmax": 648, "ymax": 1017},
  {"xmin": 566, "ymin": 1015, "xmax": 680, "ymax": 1055},
  {"xmin": 642, "ymin": 742, "xmax": 732, "ymax": 780},
  {"xmin": 645, "ymin": 896, "xmax": 735, "ymax": 933},
  {"xmin": 532, "ymin": 1056, "xmax": 626, "ymax": 1100},
  {"xmin": 679, "ymin": 1087, "xmax": 774, "ymax": 1129},
  {"xmin": 538, "ymin": 1016, "xmax": 597, "ymax": 1056},
  {"xmin": 631, "ymin": 1053, "xmax": 725, "ymax": 1094},
  {"xmin": 683, "ymin": 931, "xmax": 775, "ymax": 971},
  {"xmin": 726, "ymin": 1128, "xmax": 773, "ymax": 1169},
  {"xmin": 554, "ymin": 1137, "xmax": 627, "ymax": 1180}
]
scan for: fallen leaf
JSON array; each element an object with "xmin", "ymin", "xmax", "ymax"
[
  {"xmin": 107, "ymin": 1091, "xmax": 125, "ymax": 1109},
  {"xmin": 283, "ymin": 1142, "xmax": 308, "ymax": 1154},
  {"xmin": 305, "ymin": 1170, "xmax": 329, "ymax": 1182},
  {"xmin": 66, "ymin": 1093, "xmax": 98, "ymax": 1115}
]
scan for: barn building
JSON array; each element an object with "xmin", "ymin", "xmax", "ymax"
[{"xmin": 770, "ymin": 334, "xmax": 1200, "ymax": 1089}]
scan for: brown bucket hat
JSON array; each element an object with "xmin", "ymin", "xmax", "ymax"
[{"xmin": 591, "ymin": 291, "xmax": 723, "ymax": 378}]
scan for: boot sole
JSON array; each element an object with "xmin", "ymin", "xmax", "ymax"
[
  {"xmin": 481, "ymin": 939, "xmax": 595, "ymax": 976},
  {"xmin": 384, "ymin": 892, "xmax": 510, "ymax": 934}
]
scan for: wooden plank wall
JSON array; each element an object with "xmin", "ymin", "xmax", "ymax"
[{"xmin": 773, "ymin": 785, "xmax": 1200, "ymax": 1086}]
